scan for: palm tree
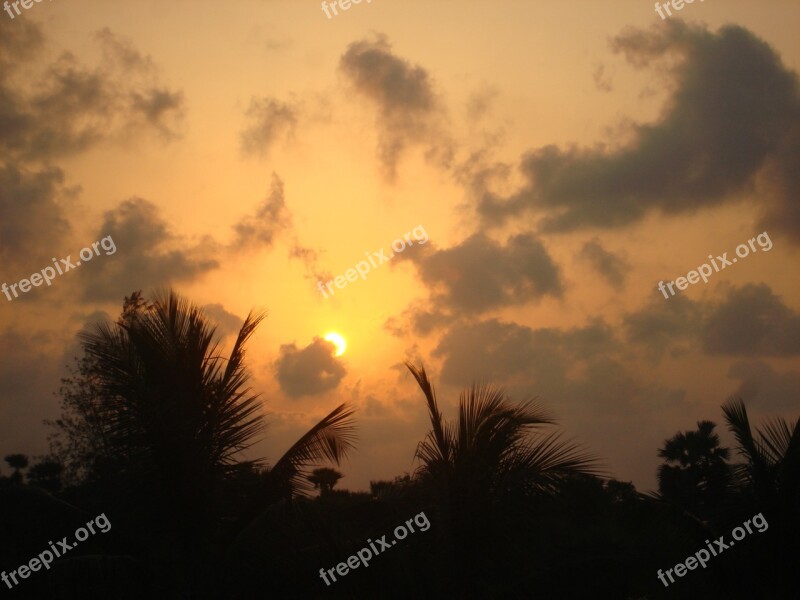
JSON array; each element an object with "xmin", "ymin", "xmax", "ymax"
[
  {"xmin": 722, "ymin": 398, "xmax": 800, "ymax": 508},
  {"xmin": 405, "ymin": 363, "xmax": 599, "ymax": 595},
  {"xmin": 307, "ymin": 467, "xmax": 344, "ymax": 496},
  {"xmin": 657, "ymin": 420, "xmax": 731, "ymax": 518},
  {"xmin": 721, "ymin": 397, "xmax": 800, "ymax": 596},
  {"xmin": 79, "ymin": 290, "xmax": 266, "ymax": 533},
  {"xmin": 68, "ymin": 290, "xmax": 357, "ymax": 542},
  {"xmin": 26, "ymin": 460, "xmax": 64, "ymax": 493},
  {"xmin": 407, "ymin": 362, "xmax": 598, "ymax": 497},
  {"xmin": 3, "ymin": 454, "xmax": 28, "ymax": 484}
]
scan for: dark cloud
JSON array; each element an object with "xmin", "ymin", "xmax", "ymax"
[
  {"xmin": 579, "ymin": 239, "xmax": 629, "ymax": 287},
  {"xmin": 228, "ymin": 175, "xmax": 328, "ymax": 294},
  {"xmin": 0, "ymin": 163, "xmax": 74, "ymax": 273},
  {"xmin": 274, "ymin": 337, "xmax": 347, "ymax": 398},
  {"xmin": 727, "ymin": 361, "xmax": 800, "ymax": 413},
  {"xmin": 339, "ymin": 34, "xmax": 453, "ymax": 181},
  {"xmin": 288, "ymin": 242, "xmax": 332, "ymax": 293},
  {"xmin": 0, "ymin": 22, "xmax": 184, "ymax": 161},
  {"xmin": 701, "ymin": 283, "xmax": 800, "ymax": 356},
  {"xmin": 427, "ymin": 316, "xmax": 688, "ymax": 487},
  {"xmin": 230, "ymin": 174, "xmax": 293, "ymax": 250},
  {"xmin": 240, "ymin": 97, "xmax": 299, "ymax": 156},
  {"xmin": 592, "ymin": 64, "xmax": 613, "ymax": 93},
  {"xmin": 77, "ymin": 198, "xmax": 219, "ymax": 302},
  {"xmin": 202, "ymin": 304, "xmax": 244, "ymax": 339},
  {"xmin": 129, "ymin": 88, "xmax": 185, "ymax": 140},
  {"xmin": 624, "ymin": 294, "xmax": 702, "ymax": 361},
  {"xmin": 476, "ymin": 22, "xmax": 800, "ymax": 240},
  {"xmin": 431, "ymin": 318, "xmax": 617, "ymax": 388},
  {"xmin": 399, "ymin": 233, "xmax": 563, "ymax": 322},
  {"xmin": 625, "ymin": 283, "xmax": 800, "ymax": 359}
]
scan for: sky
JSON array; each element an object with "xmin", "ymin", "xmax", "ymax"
[{"xmin": 1, "ymin": 0, "xmax": 799, "ymax": 492}]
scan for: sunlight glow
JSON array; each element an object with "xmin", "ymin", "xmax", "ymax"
[{"xmin": 324, "ymin": 332, "xmax": 347, "ymax": 356}]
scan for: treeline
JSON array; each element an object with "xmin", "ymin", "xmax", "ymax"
[{"xmin": 1, "ymin": 290, "xmax": 797, "ymax": 599}]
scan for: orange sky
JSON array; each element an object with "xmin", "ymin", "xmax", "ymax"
[{"xmin": 2, "ymin": 0, "xmax": 799, "ymax": 492}]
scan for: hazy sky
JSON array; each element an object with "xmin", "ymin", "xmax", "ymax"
[{"xmin": 1, "ymin": 0, "xmax": 799, "ymax": 492}]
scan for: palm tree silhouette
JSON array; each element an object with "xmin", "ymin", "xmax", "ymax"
[
  {"xmin": 722, "ymin": 397, "xmax": 800, "ymax": 596},
  {"xmin": 75, "ymin": 291, "xmax": 357, "ymax": 539},
  {"xmin": 79, "ymin": 290, "xmax": 267, "ymax": 535},
  {"xmin": 657, "ymin": 420, "xmax": 731, "ymax": 518},
  {"xmin": 405, "ymin": 363, "xmax": 599, "ymax": 595},
  {"xmin": 307, "ymin": 467, "xmax": 344, "ymax": 496},
  {"xmin": 722, "ymin": 398, "xmax": 799, "ymax": 507},
  {"xmin": 3, "ymin": 454, "xmax": 28, "ymax": 484}
]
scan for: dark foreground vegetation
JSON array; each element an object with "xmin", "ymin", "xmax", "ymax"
[{"xmin": 1, "ymin": 291, "xmax": 797, "ymax": 599}]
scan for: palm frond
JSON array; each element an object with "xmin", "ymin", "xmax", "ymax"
[
  {"xmin": 270, "ymin": 403, "xmax": 357, "ymax": 495},
  {"xmin": 508, "ymin": 431, "xmax": 602, "ymax": 491},
  {"xmin": 407, "ymin": 362, "xmax": 452, "ymax": 466}
]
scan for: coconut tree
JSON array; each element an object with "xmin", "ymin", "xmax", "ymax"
[
  {"xmin": 722, "ymin": 397, "xmax": 800, "ymax": 507},
  {"xmin": 407, "ymin": 363, "xmax": 598, "ymax": 498},
  {"xmin": 3, "ymin": 454, "xmax": 28, "ymax": 484},
  {"xmin": 307, "ymin": 467, "xmax": 344, "ymax": 496},
  {"xmin": 53, "ymin": 290, "xmax": 357, "ymax": 547},
  {"xmin": 721, "ymin": 397, "xmax": 800, "ymax": 597},
  {"xmin": 657, "ymin": 420, "xmax": 731, "ymax": 518},
  {"xmin": 405, "ymin": 363, "xmax": 599, "ymax": 596}
]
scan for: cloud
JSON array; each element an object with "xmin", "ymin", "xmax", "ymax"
[
  {"xmin": 476, "ymin": 22, "xmax": 800, "ymax": 240},
  {"xmin": 0, "ymin": 22, "xmax": 184, "ymax": 161},
  {"xmin": 427, "ymin": 316, "xmax": 688, "ymax": 487},
  {"xmin": 339, "ymin": 34, "xmax": 453, "ymax": 181},
  {"xmin": 399, "ymin": 233, "xmax": 563, "ymax": 323},
  {"xmin": 727, "ymin": 361, "xmax": 800, "ymax": 413},
  {"xmin": 431, "ymin": 317, "xmax": 618, "ymax": 388},
  {"xmin": 240, "ymin": 97, "xmax": 299, "ymax": 157},
  {"xmin": 579, "ymin": 239, "xmax": 629, "ymax": 287},
  {"xmin": 228, "ymin": 175, "xmax": 328, "ymax": 292},
  {"xmin": 625, "ymin": 283, "xmax": 800, "ymax": 359},
  {"xmin": 274, "ymin": 337, "xmax": 347, "ymax": 398},
  {"xmin": 701, "ymin": 284, "xmax": 800, "ymax": 356},
  {"xmin": 230, "ymin": 173, "xmax": 293, "ymax": 251},
  {"xmin": 77, "ymin": 198, "xmax": 219, "ymax": 302},
  {"xmin": 202, "ymin": 304, "xmax": 244, "ymax": 339},
  {"xmin": 592, "ymin": 63, "xmax": 613, "ymax": 93},
  {"xmin": 0, "ymin": 163, "xmax": 74, "ymax": 273},
  {"xmin": 465, "ymin": 85, "xmax": 499, "ymax": 122},
  {"xmin": 624, "ymin": 294, "xmax": 702, "ymax": 361}
]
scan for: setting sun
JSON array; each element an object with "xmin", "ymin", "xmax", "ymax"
[{"xmin": 323, "ymin": 332, "xmax": 347, "ymax": 356}]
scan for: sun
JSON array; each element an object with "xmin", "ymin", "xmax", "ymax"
[{"xmin": 323, "ymin": 332, "xmax": 347, "ymax": 356}]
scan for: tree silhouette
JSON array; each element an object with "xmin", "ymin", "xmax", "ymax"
[
  {"xmin": 4, "ymin": 454, "xmax": 28, "ymax": 484},
  {"xmin": 307, "ymin": 467, "xmax": 343, "ymax": 496},
  {"xmin": 71, "ymin": 290, "xmax": 267, "ymax": 539},
  {"xmin": 405, "ymin": 363, "xmax": 599, "ymax": 596},
  {"xmin": 722, "ymin": 397, "xmax": 800, "ymax": 597},
  {"xmin": 722, "ymin": 398, "xmax": 800, "ymax": 507},
  {"xmin": 49, "ymin": 290, "xmax": 357, "ymax": 549},
  {"xmin": 26, "ymin": 460, "xmax": 64, "ymax": 493},
  {"xmin": 657, "ymin": 420, "xmax": 731, "ymax": 518}
]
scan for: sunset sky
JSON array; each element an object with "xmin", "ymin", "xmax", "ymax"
[{"xmin": 2, "ymin": 0, "xmax": 799, "ymax": 492}]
